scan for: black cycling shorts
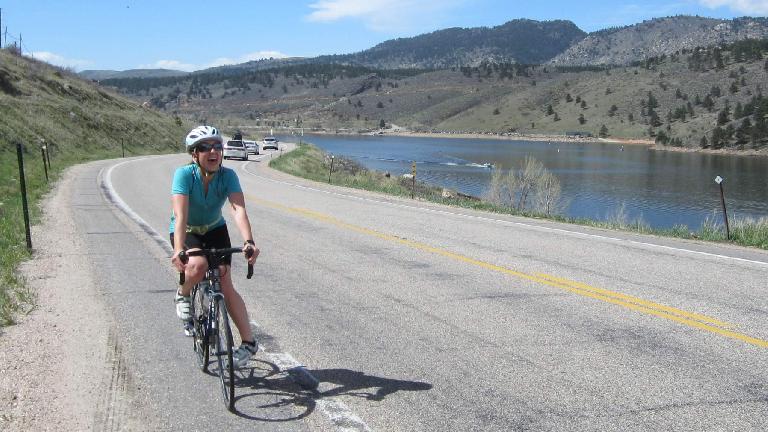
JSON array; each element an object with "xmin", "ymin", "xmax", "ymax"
[{"xmin": 170, "ymin": 224, "xmax": 233, "ymax": 265}]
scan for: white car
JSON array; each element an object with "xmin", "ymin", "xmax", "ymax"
[
  {"xmin": 243, "ymin": 140, "xmax": 259, "ymax": 155},
  {"xmin": 261, "ymin": 136, "xmax": 279, "ymax": 150},
  {"xmin": 223, "ymin": 140, "xmax": 248, "ymax": 160}
]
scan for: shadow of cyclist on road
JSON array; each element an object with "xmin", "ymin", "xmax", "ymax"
[
  {"xmin": 231, "ymin": 359, "xmax": 317, "ymax": 421},
  {"xmin": 230, "ymin": 362, "xmax": 432, "ymax": 420},
  {"xmin": 308, "ymin": 368, "xmax": 433, "ymax": 401}
]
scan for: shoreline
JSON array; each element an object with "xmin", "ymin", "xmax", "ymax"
[
  {"xmin": 252, "ymin": 127, "xmax": 768, "ymax": 157},
  {"xmin": 310, "ymin": 130, "xmax": 768, "ymax": 156},
  {"xmin": 305, "ymin": 129, "xmax": 629, "ymax": 145}
]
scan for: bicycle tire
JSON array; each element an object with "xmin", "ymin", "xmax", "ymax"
[
  {"xmin": 191, "ymin": 284, "xmax": 209, "ymax": 371},
  {"xmin": 213, "ymin": 297, "xmax": 235, "ymax": 411}
]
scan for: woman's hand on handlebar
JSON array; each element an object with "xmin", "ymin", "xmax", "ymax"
[
  {"xmin": 243, "ymin": 242, "xmax": 259, "ymax": 265},
  {"xmin": 171, "ymin": 250, "xmax": 187, "ymax": 273}
]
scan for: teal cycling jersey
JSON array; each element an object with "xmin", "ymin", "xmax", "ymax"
[{"xmin": 169, "ymin": 164, "xmax": 243, "ymax": 234}]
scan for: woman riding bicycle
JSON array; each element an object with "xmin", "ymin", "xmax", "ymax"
[{"xmin": 170, "ymin": 125, "xmax": 259, "ymax": 368}]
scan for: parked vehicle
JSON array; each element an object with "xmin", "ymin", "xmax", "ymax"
[
  {"xmin": 243, "ymin": 140, "xmax": 259, "ymax": 155},
  {"xmin": 223, "ymin": 140, "xmax": 248, "ymax": 160},
  {"xmin": 261, "ymin": 136, "xmax": 278, "ymax": 150}
]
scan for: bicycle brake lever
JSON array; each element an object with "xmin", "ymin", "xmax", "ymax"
[
  {"xmin": 244, "ymin": 248, "xmax": 254, "ymax": 279},
  {"xmin": 178, "ymin": 250, "xmax": 188, "ymax": 285}
]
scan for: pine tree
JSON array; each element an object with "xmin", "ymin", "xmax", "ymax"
[
  {"xmin": 711, "ymin": 127, "xmax": 725, "ymax": 149},
  {"xmin": 736, "ymin": 118, "xmax": 752, "ymax": 144},
  {"xmin": 599, "ymin": 124, "xmax": 609, "ymax": 137},
  {"xmin": 647, "ymin": 92, "xmax": 659, "ymax": 109},
  {"xmin": 655, "ymin": 130, "xmax": 669, "ymax": 145},
  {"xmin": 648, "ymin": 108, "xmax": 662, "ymax": 127},
  {"xmin": 703, "ymin": 95, "xmax": 715, "ymax": 112},
  {"xmin": 717, "ymin": 108, "xmax": 730, "ymax": 125}
]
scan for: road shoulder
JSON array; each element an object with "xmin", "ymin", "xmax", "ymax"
[{"xmin": 0, "ymin": 162, "xmax": 135, "ymax": 431}]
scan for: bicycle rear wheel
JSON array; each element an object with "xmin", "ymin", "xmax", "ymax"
[
  {"xmin": 212, "ymin": 297, "xmax": 235, "ymax": 411},
  {"xmin": 191, "ymin": 285, "xmax": 209, "ymax": 371}
]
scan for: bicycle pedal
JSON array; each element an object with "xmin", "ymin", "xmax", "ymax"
[{"xmin": 183, "ymin": 321, "xmax": 195, "ymax": 337}]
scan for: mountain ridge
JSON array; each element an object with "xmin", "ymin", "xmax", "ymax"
[{"xmin": 80, "ymin": 15, "xmax": 768, "ymax": 78}]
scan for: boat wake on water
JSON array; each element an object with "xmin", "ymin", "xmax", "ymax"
[{"xmin": 354, "ymin": 155, "xmax": 493, "ymax": 169}]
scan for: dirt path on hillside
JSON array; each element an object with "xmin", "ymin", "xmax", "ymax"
[{"xmin": 0, "ymin": 164, "xmax": 115, "ymax": 431}]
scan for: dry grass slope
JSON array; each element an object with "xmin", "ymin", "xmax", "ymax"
[{"xmin": 0, "ymin": 48, "xmax": 188, "ymax": 325}]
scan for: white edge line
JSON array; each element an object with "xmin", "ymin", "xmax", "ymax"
[
  {"xmin": 102, "ymin": 158, "xmax": 172, "ymax": 254},
  {"xmin": 241, "ymin": 160, "xmax": 768, "ymax": 267}
]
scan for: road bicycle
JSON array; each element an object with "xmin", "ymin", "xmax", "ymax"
[{"xmin": 179, "ymin": 247, "xmax": 253, "ymax": 412}]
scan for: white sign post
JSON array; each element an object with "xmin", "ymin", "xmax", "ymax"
[{"xmin": 714, "ymin": 176, "xmax": 730, "ymax": 240}]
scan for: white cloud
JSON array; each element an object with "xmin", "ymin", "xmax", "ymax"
[
  {"xmin": 32, "ymin": 51, "xmax": 93, "ymax": 71},
  {"xmin": 306, "ymin": 0, "xmax": 465, "ymax": 32},
  {"xmin": 206, "ymin": 51, "xmax": 290, "ymax": 68},
  {"xmin": 306, "ymin": 0, "xmax": 400, "ymax": 21},
  {"xmin": 140, "ymin": 51, "xmax": 290, "ymax": 72},
  {"xmin": 699, "ymin": 0, "xmax": 768, "ymax": 14},
  {"xmin": 145, "ymin": 59, "xmax": 198, "ymax": 71}
]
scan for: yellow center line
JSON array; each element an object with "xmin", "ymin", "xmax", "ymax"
[
  {"xmin": 532, "ymin": 273, "xmax": 734, "ymax": 328},
  {"xmin": 249, "ymin": 195, "xmax": 768, "ymax": 349}
]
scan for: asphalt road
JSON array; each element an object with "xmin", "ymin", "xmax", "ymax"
[{"xmin": 72, "ymin": 146, "xmax": 768, "ymax": 431}]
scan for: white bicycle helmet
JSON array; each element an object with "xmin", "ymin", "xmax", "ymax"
[{"xmin": 184, "ymin": 125, "xmax": 222, "ymax": 153}]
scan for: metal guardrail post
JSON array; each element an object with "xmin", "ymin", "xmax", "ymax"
[
  {"xmin": 40, "ymin": 145, "xmax": 49, "ymax": 183},
  {"xmin": 16, "ymin": 142, "xmax": 33, "ymax": 250}
]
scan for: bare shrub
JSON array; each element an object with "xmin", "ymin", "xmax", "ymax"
[
  {"xmin": 515, "ymin": 156, "xmax": 544, "ymax": 210},
  {"xmin": 484, "ymin": 164, "xmax": 519, "ymax": 208},
  {"xmin": 534, "ymin": 170, "xmax": 562, "ymax": 215},
  {"xmin": 484, "ymin": 157, "xmax": 562, "ymax": 216}
]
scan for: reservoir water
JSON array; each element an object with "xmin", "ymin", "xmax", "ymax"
[{"xmin": 295, "ymin": 134, "xmax": 768, "ymax": 230}]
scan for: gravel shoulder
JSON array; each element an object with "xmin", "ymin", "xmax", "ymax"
[{"xmin": 0, "ymin": 163, "xmax": 114, "ymax": 431}]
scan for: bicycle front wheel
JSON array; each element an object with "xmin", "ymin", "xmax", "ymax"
[
  {"xmin": 212, "ymin": 297, "xmax": 235, "ymax": 411},
  {"xmin": 191, "ymin": 285, "xmax": 209, "ymax": 371}
]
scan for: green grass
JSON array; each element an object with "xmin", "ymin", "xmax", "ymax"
[
  {"xmin": 0, "ymin": 49, "xmax": 188, "ymax": 326},
  {"xmin": 271, "ymin": 142, "xmax": 768, "ymax": 251}
]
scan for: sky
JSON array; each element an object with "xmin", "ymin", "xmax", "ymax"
[{"xmin": 1, "ymin": 0, "xmax": 767, "ymax": 72}]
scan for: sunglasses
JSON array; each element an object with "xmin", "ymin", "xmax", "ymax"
[{"xmin": 197, "ymin": 142, "xmax": 223, "ymax": 152}]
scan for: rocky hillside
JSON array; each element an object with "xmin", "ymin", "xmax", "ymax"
[
  {"xmin": 318, "ymin": 19, "xmax": 586, "ymax": 68},
  {"xmin": 552, "ymin": 16, "xmax": 768, "ymax": 65}
]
